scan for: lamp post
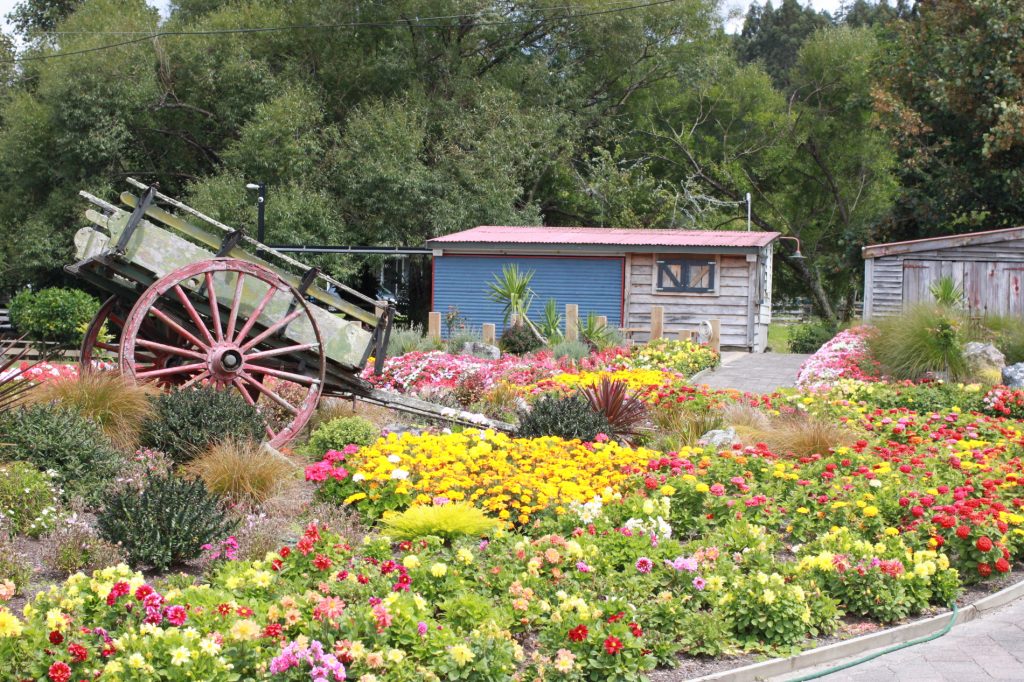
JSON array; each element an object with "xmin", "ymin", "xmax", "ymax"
[
  {"xmin": 777, "ymin": 235, "xmax": 804, "ymax": 260},
  {"xmin": 245, "ymin": 182, "xmax": 266, "ymax": 244}
]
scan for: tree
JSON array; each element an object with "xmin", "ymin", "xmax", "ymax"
[
  {"xmin": 877, "ymin": 0, "xmax": 1024, "ymax": 240},
  {"xmin": 644, "ymin": 26, "xmax": 895, "ymax": 321},
  {"xmin": 6, "ymin": 0, "xmax": 85, "ymax": 39},
  {"xmin": 737, "ymin": 0, "xmax": 831, "ymax": 87}
]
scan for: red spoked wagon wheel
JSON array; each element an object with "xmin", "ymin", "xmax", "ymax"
[
  {"xmin": 119, "ymin": 259, "xmax": 325, "ymax": 447},
  {"xmin": 81, "ymin": 296, "xmax": 202, "ymax": 385}
]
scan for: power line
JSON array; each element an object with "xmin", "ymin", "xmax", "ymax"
[{"xmin": 2, "ymin": 0, "xmax": 682, "ymax": 64}]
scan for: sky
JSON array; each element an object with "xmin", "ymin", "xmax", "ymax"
[{"xmin": 0, "ymin": 0, "xmax": 848, "ymax": 36}]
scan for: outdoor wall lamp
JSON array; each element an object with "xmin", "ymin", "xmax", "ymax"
[{"xmin": 777, "ymin": 235, "xmax": 804, "ymax": 260}]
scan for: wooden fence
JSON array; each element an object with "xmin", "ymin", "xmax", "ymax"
[{"xmin": 428, "ymin": 305, "xmax": 721, "ymax": 353}]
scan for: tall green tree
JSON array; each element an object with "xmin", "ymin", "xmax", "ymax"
[{"xmin": 878, "ymin": 0, "xmax": 1024, "ymax": 239}]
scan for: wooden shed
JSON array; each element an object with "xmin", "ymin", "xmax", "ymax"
[
  {"xmin": 862, "ymin": 226, "xmax": 1024, "ymax": 320},
  {"xmin": 426, "ymin": 226, "xmax": 780, "ymax": 351}
]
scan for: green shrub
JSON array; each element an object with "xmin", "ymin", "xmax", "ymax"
[
  {"xmin": 380, "ymin": 503, "xmax": 499, "ymax": 541},
  {"xmin": 499, "ymin": 322, "xmax": 543, "ymax": 355},
  {"xmin": 869, "ymin": 305, "xmax": 968, "ymax": 380},
  {"xmin": 975, "ymin": 315, "xmax": 1024, "ymax": 365},
  {"xmin": 388, "ymin": 326, "xmax": 442, "ymax": 356},
  {"xmin": 306, "ymin": 416, "xmax": 379, "ymax": 454},
  {"xmin": 8, "ymin": 287, "xmax": 101, "ymax": 345},
  {"xmin": 446, "ymin": 329, "xmax": 483, "ymax": 355},
  {"xmin": 517, "ymin": 394, "xmax": 610, "ymax": 442},
  {"xmin": 787, "ymin": 319, "xmax": 837, "ymax": 354},
  {"xmin": 97, "ymin": 474, "xmax": 237, "ymax": 570},
  {"xmin": 549, "ymin": 340, "xmax": 591, "ymax": 362},
  {"xmin": 0, "ymin": 538, "xmax": 32, "ymax": 595},
  {"xmin": 43, "ymin": 512, "xmax": 125, "ymax": 576},
  {"xmin": 0, "ymin": 404, "xmax": 122, "ymax": 505},
  {"xmin": 0, "ymin": 462, "xmax": 59, "ymax": 537},
  {"xmin": 141, "ymin": 387, "xmax": 265, "ymax": 463}
]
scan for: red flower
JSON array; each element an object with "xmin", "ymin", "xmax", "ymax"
[
  {"xmin": 48, "ymin": 662, "xmax": 71, "ymax": 682},
  {"xmin": 48, "ymin": 631, "xmax": 64, "ymax": 645},
  {"xmin": 67, "ymin": 643, "xmax": 88, "ymax": 663},
  {"xmin": 911, "ymin": 506, "xmax": 925, "ymax": 517},
  {"xmin": 313, "ymin": 554, "xmax": 332, "ymax": 571},
  {"xmin": 629, "ymin": 622, "xmax": 644, "ymax": 638},
  {"xmin": 263, "ymin": 623, "xmax": 283, "ymax": 638},
  {"xmin": 978, "ymin": 562, "xmax": 992, "ymax": 578},
  {"xmin": 607, "ymin": 611, "xmax": 625, "ymax": 623},
  {"xmin": 995, "ymin": 558, "xmax": 1011, "ymax": 573},
  {"xmin": 955, "ymin": 525, "xmax": 970, "ymax": 540},
  {"xmin": 976, "ymin": 536, "xmax": 993, "ymax": 552},
  {"xmin": 568, "ymin": 624, "xmax": 589, "ymax": 642},
  {"xmin": 604, "ymin": 636, "xmax": 624, "ymax": 655},
  {"xmin": 279, "ymin": 547, "xmax": 291, "ymax": 559}
]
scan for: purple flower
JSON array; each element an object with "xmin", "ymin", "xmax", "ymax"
[
  {"xmin": 417, "ymin": 621, "xmax": 428, "ymax": 636},
  {"xmin": 576, "ymin": 561, "xmax": 592, "ymax": 573}
]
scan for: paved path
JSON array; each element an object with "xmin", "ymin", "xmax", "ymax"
[
  {"xmin": 780, "ymin": 597, "xmax": 1024, "ymax": 682},
  {"xmin": 694, "ymin": 352, "xmax": 810, "ymax": 394}
]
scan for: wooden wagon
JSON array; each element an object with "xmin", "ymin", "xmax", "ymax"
[{"xmin": 67, "ymin": 180, "xmax": 506, "ymax": 447}]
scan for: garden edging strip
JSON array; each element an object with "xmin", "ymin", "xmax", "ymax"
[{"xmin": 686, "ymin": 577, "xmax": 1024, "ymax": 682}]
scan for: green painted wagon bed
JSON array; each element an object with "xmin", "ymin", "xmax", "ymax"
[{"xmin": 67, "ymin": 180, "xmax": 507, "ymax": 447}]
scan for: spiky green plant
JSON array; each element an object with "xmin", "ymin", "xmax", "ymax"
[
  {"xmin": 578, "ymin": 312, "xmax": 619, "ymax": 350},
  {"xmin": 537, "ymin": 299, "xmax": 564, "ymax": 344},
  {"xmin": 487, "ymin": 264, "xmax": 536, "ymax": 324},
  {"xmin": 0, "ymin": 336, "xmax": 45, "ymax": 415},
  {"xmin": 381, "ymin": 503, "xmax": 500, "ymax": 540},
  {"xmin": 929, "ymin": 276, "xmax": 965, "ymax": 308}
]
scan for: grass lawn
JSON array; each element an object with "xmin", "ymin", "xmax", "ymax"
[{"xmin": 767, "ymin": 322, "xmax": 792, "ymax": 353}]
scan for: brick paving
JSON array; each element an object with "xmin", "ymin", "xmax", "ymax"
[
  {"xmin": 694, "ymin": 352, "xmax": 810, "ymax": 394},
  {"xmin": 788, "ymin": 598, "xmax": 1024, "ymax": 682}
]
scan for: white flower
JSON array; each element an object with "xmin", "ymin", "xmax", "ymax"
[
  {"xmin": 352, "ymin": 473, "xmax": 365, "ymax": 482},
  {"xmin": 391, "ymin": 468, "xmax": 409, "ymax": 480},
  {"xmin": 386, "ymin": 455, "xmax": 401, "ymax": 464}
]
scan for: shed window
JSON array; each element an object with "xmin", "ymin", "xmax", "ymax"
[{"xmin": 655, "ymin": 257, "xmax": 716, "ymax": 293}]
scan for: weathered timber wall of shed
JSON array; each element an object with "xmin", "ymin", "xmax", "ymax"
[
  {"xmin": 864, "ymin": 235, "xmax": 1024, "ymax": 320},
  {"xmin": 626, "ymin": 253, "xmax": 754, "ymax": 348}
]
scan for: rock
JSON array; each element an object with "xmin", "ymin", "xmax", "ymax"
[
  {"xmin": 1003, "ymin": 362, "xmax": 1024, "ymax": 388},
  {"xmin": 964, "ymin": 342, "xmax": 1005, "ymax": 378},
  {"xmin": 698, "ymin": 427, "xmax": 737, "ymax": 449},
  {"xmin": 382, "ymin": 423, "xmax": 426, "ymax": 437},
  {"xmin": 462, "ymin": 341, "xmax": 501, "ymax": 360}
]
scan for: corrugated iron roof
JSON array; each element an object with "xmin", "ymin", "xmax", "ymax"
[
  {"xmin": 428, "ymin": 225, "xmax": 780, "ymax": 249},
  {"xmin": 862, "ymin": 225, "xmax": 1024, "ymax": 258}
]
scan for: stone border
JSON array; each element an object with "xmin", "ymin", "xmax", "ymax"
[{"xmin": 687, "ymin": 577, "xmax": 1024, "ymax": 682}]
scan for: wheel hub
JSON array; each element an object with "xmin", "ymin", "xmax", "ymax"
[{"xmin": 209, "ymin": 344, "xmax": 245, "ymax": 380}]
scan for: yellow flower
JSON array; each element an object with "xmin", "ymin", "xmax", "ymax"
[
  {"xmin": 456, "ymin": 548, "xmax": 474, "ymax": 564},
  {"xmin": 0, "ymin": 607, "xmax": 23, "ymax": 637},
  {"xmin": 863, "ymin": 505, "xmax": 879, "ymax": 518},
  {"xmin": 403, "ymin": 555, "xmax": 421, "ymax": 569},
  {"xmin": 229, "ymin": 619, "xmax": 261, "ymax": 640},
  {"xmin": 450, "ymin": 644, "xmax": 475, "ymax": 666},
  {"xmin": 430, "ymin": 563, "xmax": 448, "ymax": 578}
]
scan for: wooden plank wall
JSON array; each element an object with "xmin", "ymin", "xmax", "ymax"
[
  {"xmin": 865, "ymin": 235, "xmax": 1024, "ymax": 320},
  {"xmin": 626, "ymin": 253, "xmax": 753, "ymax": 348}
]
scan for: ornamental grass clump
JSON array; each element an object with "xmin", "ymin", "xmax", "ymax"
[
  {"xmin": 869, "ymin": 304, "xmax": 969, "ymax": 380},
  {"xmin": 30, "ymin": 370, "xmax": 156, "ymax": 450},
  {"xmin": 517, "ymin": 394, "xmax": 610, "ymax": 442},
  {"xmin": 381, "ymin": 502, "xmax": 500, "ymax": 541},
  {"xmin": 757, "ymin": 412, "xmax": 855, "ymax": 458},
  {"xmin": 140, "ymin": 386, "xmax": 265, "ymax": 463},
  {"xmin": 186, "ymin": 438, "xmax": 297, "ymax": 505},
  {"xmin": 97, "ymin": 473, "xmax": 237, "ymax": 570}
]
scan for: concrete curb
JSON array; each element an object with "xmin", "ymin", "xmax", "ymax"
[{"xmin": 687, "ymin": 577, "xmax": 1024, "ymax": 682}]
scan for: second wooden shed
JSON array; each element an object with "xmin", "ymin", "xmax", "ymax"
[
  {"xmin": 862, "ymin": 226, "xmax": 1024, "ymax": 320},
  {"xmin": 427, "ymin": 226, "xmax": 779, "ymax": 351}
]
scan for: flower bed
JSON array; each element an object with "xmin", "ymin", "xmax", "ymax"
[
  {"xmin": 796, "ymin": 327, "xmax": 881, "ymax": 388},
  {"xmin": 307, "ymin": 430, "xmax": 655, "ymax": 524}
]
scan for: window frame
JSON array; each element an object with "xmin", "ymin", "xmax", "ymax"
[{"xmin": 652, "ymin": 255, "xmax": 719, "ymax": 295}]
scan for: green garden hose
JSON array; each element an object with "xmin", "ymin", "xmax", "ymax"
[{"xmin": 786, "ymin": 603, "xmax": 960, "ymax": 681}]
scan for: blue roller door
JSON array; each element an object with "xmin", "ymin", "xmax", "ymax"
[{"xmin": 433, "ymin": 255, "xmax": 623, "ymax": 336}]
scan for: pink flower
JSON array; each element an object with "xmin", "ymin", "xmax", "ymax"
[
  {"xmin": 164, "ymin": 604, "xmax": 187, "ymax": 626},
  {"xmin": 635, "ymin": 557, "xmax": 653, "ymax": 573}
]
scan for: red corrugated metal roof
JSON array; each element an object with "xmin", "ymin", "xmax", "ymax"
[{"xmin": 428, "ymin": 225, "xmax": 780, "ymax": 248}]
